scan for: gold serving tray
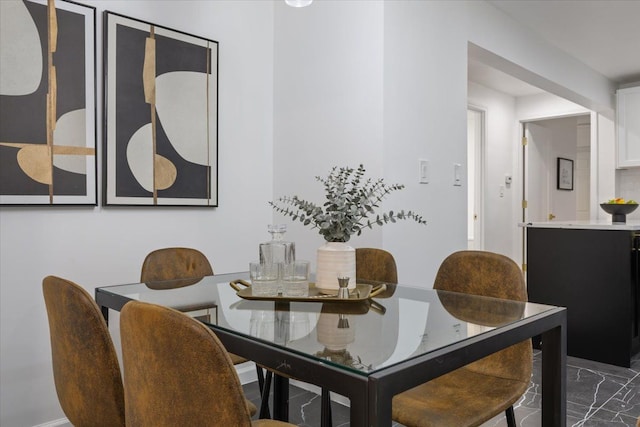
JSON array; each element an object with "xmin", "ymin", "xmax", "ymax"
[{"xmin": 230, "ymin": 279, "xmax": 384, "ymax": 303}]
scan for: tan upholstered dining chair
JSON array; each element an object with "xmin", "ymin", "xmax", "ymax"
[
  {"xmin": 356, "ymin": 247, "xmax": 398, "ymax": 284},
  {"xmin": 140, "ymin": 246, "xmax": 214, "ymax": 282},
  {"xmin": 42, "ymin": 276, "xmax": 126, "ymax": 427},
  {"xmin": 140, "ymin": 247, "xmax": 247, "ymax": 366},
  {"xmin": 120, "ymin": 300, "xmax": 295, "ymax": 427},
  {"xmin": 392, "ymin": 250, "xmax": 532, "ymax": 427},
  {"xmin": 140, "ymin": 247, "xmax": 262, "ymax": 416}
]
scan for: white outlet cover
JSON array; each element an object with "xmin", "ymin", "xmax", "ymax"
[{"xmin": 419, "ymin": 159, "xmax": 429, "ymax": 184}]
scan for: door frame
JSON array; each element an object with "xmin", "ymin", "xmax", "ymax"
[
  {"xmin": 467, "ymin": 105, "xmax": 486, "ymax": 251},
  {"xmin": 519, "ymin": 113, "xmax": 593, "ymax": 269}
]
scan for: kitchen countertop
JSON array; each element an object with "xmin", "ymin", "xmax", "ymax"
[{"xmin": 519, "ymin": 220, "xmax": 640, "ymax": 231}]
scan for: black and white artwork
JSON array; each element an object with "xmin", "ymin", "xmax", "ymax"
[
  {"xmin": 104, "ymin": 12, "xmax": 218, "ymax": 206},
  {"xmin": 0, "ymin": 0, "xmax": 96, "ymax": 205}
]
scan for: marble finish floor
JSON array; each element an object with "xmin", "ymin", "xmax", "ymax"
[{"xmin": 243, "ymin": 350, "xmax": 640, "ymax": 426}]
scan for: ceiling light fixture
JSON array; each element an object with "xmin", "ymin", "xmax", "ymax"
[{"xmin": 285, "ymin": 0, "xmax": 313, "ymax": 7}]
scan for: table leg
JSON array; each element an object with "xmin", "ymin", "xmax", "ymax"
[
  {"xmin": 363, "ymin": 379, "xmax": 391, "ymax": 427},
  {"xmin": 321, "ymin": 388, "xmax": 333, "ymax": 427},
  {"xmin": 541, "ymin": 319, "xmax": 567, "ymax": 426},
  {"xmin": 273, "ymin": 373, "xmax": 289, "ymax": 421}
]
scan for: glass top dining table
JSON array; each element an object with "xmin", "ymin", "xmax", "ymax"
[{"xmin": 95, "ymin": 272, "xmax": 567, "ymax": 426}]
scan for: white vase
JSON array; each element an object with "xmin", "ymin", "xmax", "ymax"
[
  {"xmin": 315, "ymin": 242, "xmax": 356, "ymax": 294},
  {"xmin": 316, "ymin": 312, "xmax": 355, "ymax": 351}
]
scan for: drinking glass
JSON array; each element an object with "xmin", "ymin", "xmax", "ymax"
[
  {"xmin": 281, "ymin": 260, "xmax": 310, "ymax": 297},
  {"xmin": 250, "ymin": 262, "xmax": 279, "ymax": 296},
  {"xmin": 249, "ymin": 310, "xmax": 275, "ymax": 340}
]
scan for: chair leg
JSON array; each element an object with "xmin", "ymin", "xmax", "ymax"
[
  {"xmin": 505, "ymin": 405, "xmax": 516, "ymax": 427},
  {"xmin": 257, "ymin": 366, "xmax": 272, "ymax": 419},
  {"xmin": 321, "ymin": 388, "xmax": 332, "ymax": 427},
  {"xmin": 256, "ymin": 365, "xmax": 265, "ymax": 391}
]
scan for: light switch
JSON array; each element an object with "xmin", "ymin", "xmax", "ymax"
[
  {"xmin": 419, "ymin": 159, "xmax": 429, "ymax": 184},
  {"xmin": 453, "ymin": 163, "xmax": 462, "ymax": 186}
]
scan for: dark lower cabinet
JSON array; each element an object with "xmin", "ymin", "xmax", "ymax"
[{"xmin": 527, "ymin": 227, "xmax": 640, "ymax": 367}]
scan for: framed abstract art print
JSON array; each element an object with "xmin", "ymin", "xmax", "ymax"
[
  {"xmin": 0, "ymin": 0, "xmax": 97, "ymax": 205},
  {"xmin": 103, "ymin": 12, "xmax": 218, "ymax": 206}
]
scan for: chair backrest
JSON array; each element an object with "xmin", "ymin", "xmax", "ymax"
[
  {"xmin": 140, "ymin": 247, "xmax": 213, "ymax": 283},
  {"xmin": 434, "ymin": 250, "xmax": 526, "ymax": 301},
  {"xmin": 42, "ymin": 276, "xmax": 125, "ymax": 427},
  {"xmin": 434, "ymin": 250, "xmax": 532, "ymax": 383},
  {"xmin": 120, "ymin": 300, "xmax": 253, "ymax": 426},
  {"xmin": 356, "ymin": 248, "xmax": 398, "ymax": 284}
]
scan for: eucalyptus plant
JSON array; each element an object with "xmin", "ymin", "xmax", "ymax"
[{"xmin": 269, "ymin": 164, "xmax": 426, "ymax": 242}]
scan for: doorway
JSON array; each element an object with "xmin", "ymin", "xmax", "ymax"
[
  {"xmin": 521, "ymin": 115, "xmax": 591, "ymax": 262},
  {"xmin": 467, "ymin": 108, "xmax": 484, "ymax": 250},
  {"xmin": 522, "ymin": 115, "xmax": 591, "ymax": 223}
]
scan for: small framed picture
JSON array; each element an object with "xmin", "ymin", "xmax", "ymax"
[{"xmin": 557, "ymin": 157, "xmax": 573, "ymax": 191}]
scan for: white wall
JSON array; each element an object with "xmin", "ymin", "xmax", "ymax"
[
  {"xmin": 381, "ymin": 1, "xmax": 468, "ymax": 285},
  {"xmin": 272, "ymin": 0, "xmax": 385, "ymax": 266},
  {"xmin": 595, "ymin": 114, "xmax": 617, "ymax": 219},
  {"xmin": 0, "ymin": 1, "xmax": 274, "ymax": 425},
  {"xmin": 271, "ymin": 0, "xmax": 469, "ymax": 286}
]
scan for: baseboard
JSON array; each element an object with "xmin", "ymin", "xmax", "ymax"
[
  {"xmin": 33, "ymin": 418, "xmax": 70, "ymax": 427},
  {"xmin": 237, "ymin": 361, "xmax": 259, "ymax": 384}
]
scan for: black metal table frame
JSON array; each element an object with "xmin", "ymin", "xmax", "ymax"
[{"xmin": 96, "ymin": 288, "xmax": 567, "ymax": 427}]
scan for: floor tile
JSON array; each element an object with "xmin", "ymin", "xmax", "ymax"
[
  {"xmin": 598, "ymin": 377, "xmax": 640, "ymax": 419},
  {"xmin": 574, "ymin": 407, "xmax": 638, "ymax": 426}
]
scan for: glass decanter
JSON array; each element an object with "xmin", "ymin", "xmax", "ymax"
[{"xmin": 259, "ymin": 224, "xmax": 295, "ymax": 265}]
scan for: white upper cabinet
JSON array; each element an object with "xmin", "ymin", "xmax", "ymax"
[{"xmin": 617, "ymin": 86, "xmax": 640, "ymax": 168}]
